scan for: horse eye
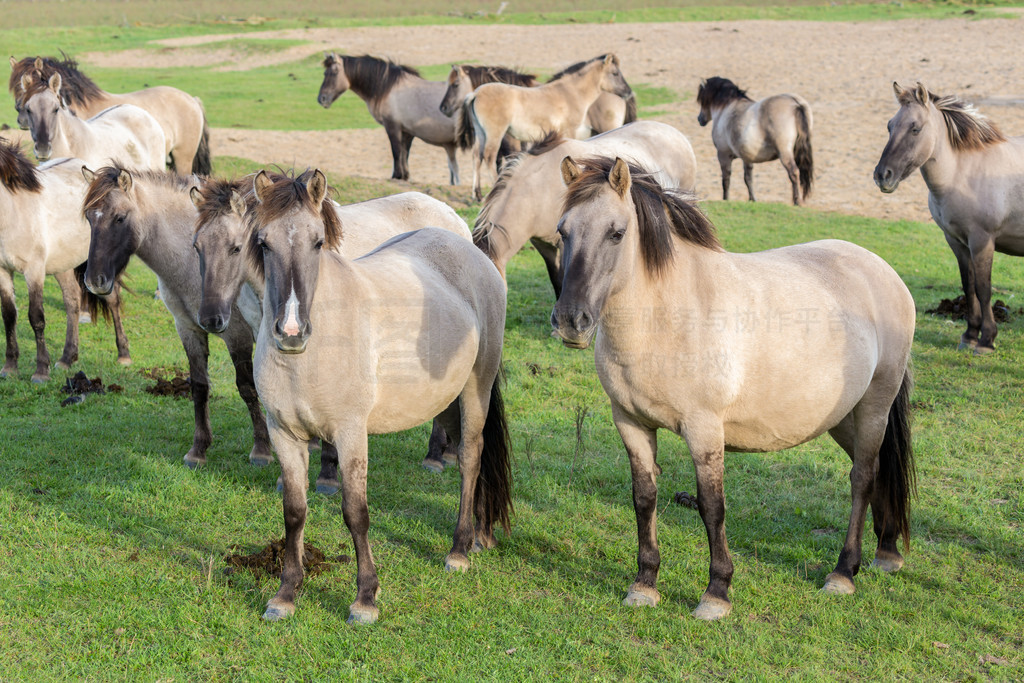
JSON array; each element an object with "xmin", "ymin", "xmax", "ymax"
[
  {"xmin": 610, "ymin": 228, "xmax": 626, "ymax": 243},
  {"xmin": 314, "ymin": 239, "xmax": 324, "ymax": 251},
  {"xmin": 232, "ymin": 245, "xmax": 241, "ymax": 255},
  {"xmin": 911, "ymin": 126, "xmax": 921, "ymax": 135},
  {"xmin": 115, "ymin": 215, "xmax": 125, "ymax": 224}
]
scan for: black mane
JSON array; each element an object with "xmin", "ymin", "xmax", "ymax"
[
  {"xmin": 697, "ymin": 76, "xmax": 753, "ymax": 109},
  {"xmin": 329, "ymin": 54, "xmax": 420, "ymax": 102},
  {"xmin": 0, "ymin": 138, "xmax": 42, "ymax": 193}
]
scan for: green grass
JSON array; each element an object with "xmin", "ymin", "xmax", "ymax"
[{"xmin": 0, "ymin": 168, "xmax": 1022, "ymax": 679}]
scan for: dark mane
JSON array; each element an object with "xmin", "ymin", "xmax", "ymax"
[
  {"xmin": 192, "ymin": 176, "xmax": 250, "ymax": 232},
  {"xmin": 245, "ymin": 170, "xmax": 342, "ymax": 278},
  {"xmin": 329, "ymin": 54, "xmax": 420, "ymax": 102},
  {"xmin": 526, "ymin": 131, "xmax": 567, "ymax": 156},
  {"xmin": 898, "ymin": 85, "xmax": 1007, "ymax": 152},
  {"xmin": 9, "ymin": 53, "xmax": 104, "ymax": 107},
  {"xmin": 564, "ymin": 157, "xmax": 721, "ymax": 276},
  {"xmin": 0, "ymin": 138, "xmax": 42, "ymax": 193},
  {"xmin": 461, "ymin": 65, "xmax": 537, "ymax": 89},
  {"xmin": 548, "ymin": 55, "xmax": 608, "ymax": 82},
  {"xmin": 83, "ymin": 163, "xmax": 194, "ymax": 215},
  {"xmin": 697, "ymin": 76, "xmax": 753, "ymax": 109}
]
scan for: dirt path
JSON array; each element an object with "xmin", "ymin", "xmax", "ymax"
[{"xmin": 57, "ymin": 17, "xmax": 1024, "ymax": 222}]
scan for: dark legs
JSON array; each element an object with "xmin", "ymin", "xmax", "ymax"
[
  {"xmin": 53, "ymin": 269, "xmax": 81, "ymax": 371},
  {"xmin": 0, "ymin": 269, "xmax": 20, "ymax": 378},
  {"xmin": 742, "ymin": 160, "xmax": 756, "ymax": 202},
  {"xmin": 443, "ymin": 143, "xmax": 459, "ymax": 186},
  {"xmin": 177, "ymin": 325, "xmax": 213, "ymax": 468},
  {"xmin": 718, "ymin": 150, "xmax": 733, "ymax": 201},
  {"xmin": 227, "ymin": 340, "xmax": 273, "ymax": 466},
  {"xmin": 530, "ymin": 238, "xmax": 563, "ymax": 299},
  {"xmin": 263, "ymin": 427, "xmax": 311, "ymax": 622},
  {"xmin": 422, "ymin": 418, "xmax": 456, "ymax": 473},
  {"xmin": 946, "ymin": 232, "xmax": 998, "ymax": 354},
  {"xmin": 780, "ymin": 153, "xmax": 801, "ymax": 205},
  {"xmin": 385, "ymin": 121, "xmax": 411, "ymax": 181}
]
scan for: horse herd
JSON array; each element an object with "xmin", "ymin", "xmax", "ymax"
[{"xmin": 1, "ymin": 49, "xmax": 1022, "ymax": 627}]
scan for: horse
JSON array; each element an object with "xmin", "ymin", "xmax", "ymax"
[
  {"xmin": 80, "ymin": 164, "xmax": 280, "ymax": 473},
  {"xmin": 247, "ymin": 169, "xmax": 512, "ymax": 624},
  {"xmin": 551, "ymin": 156, "xmax": 915, "ymax": 620},
  {"xmin": 466, "ymin": 54, "xmax": 633, "ymax": 200},
  {"xmin": 317, "ymin": 53, "xmax": 460, "ymax": 185},
  {"xmin": 19, "ymin": 72, "xmax": 167, "ymax": 171},
  {"xmin": 9, "ymin": 55, "xmax": 211, "ymax": 175},
  {"xmin": 874, "ymin": 82, "xmax": 1024, "ymax": 354},
  {"xmin": 548, "ymin": 55, "xmax": 638, "ymax": 136},
  {"xmin": 190, "ymin": 175, "xmax": 471, "ymax": 477},
  {"xmin": 696, "ymin": 76, "xmax": 814, "ymax": 206},
  {"xmin": 474, "ymin": 121, "xmax": 696, "ymax": 297},
  {"xmin": 0, "ymin": 140, "xmax": 130, "ymax": 382}
]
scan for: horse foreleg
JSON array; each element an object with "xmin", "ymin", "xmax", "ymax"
[
  {"xmin": 944, "ymin": 233, "xmax": 982, "ymax": 351},
  {"xmin": 686, "ymin": 423, "xmax": 734, "ymax": 620},
  {"xmin": 105, "ymin": 285, "xmax": 132, "ymax": 365},
  {"xmin": 444, "ymin": 143, "xmax": 459, "ymax": 186},
  {"xmin": 614, "ymin": 406, "xmax": 663, "ymax": 610},
  {"xmin": 53, "ymin": 269, "xmax": 81, "ymax": 371},
  {"xmin": 24, "ymin": 267, "xmax": 51, "ymax": 382},
  {"xmin": 227, "ymin": 339, "xmax": 274, "ymax": 466},
  {"xmin": 969, "ymin": 233, "xmax": 998, "ymax": 354},
  {"xmin": 0, "ymin": 269, "xmax": 19, "ymax": 378},
  {"xmin": 384, "ymin": 122, "xmax": 409, "ymax": 181},
  {"xmin": 717, "ymin": 151, "xmax": 733, "ymax": 201},
  {"xmin": 263, "ymin": 426, "xmax": 309, "ymax": 622},
  {"xmin": 335, "ymin": 429, "xmax": 380, "ymax": 624},
  {"xmin": 742, "ymin": 161, "xmax": 756, "ymax": 202},
  {"xmin": 422, "ymin": 417, "xmax": 451, "ymax": 473},
  {"xmin": 178, "ymin": 327, "xmax": 212, "ymax": 467},
  {"xmin": 530, "ymin": 237, "xmax": 563, "ymax": 299}
]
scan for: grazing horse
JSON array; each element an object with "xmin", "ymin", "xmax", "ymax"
[
  {"xmin": 80, "ymin": 165, "xmax": 277, "ymax": 471},
  {"xmin": 9, "ymin": 55, "xmax": 212, "ymax": 174},
  {"xmin": 466, "ymin": 54, "xmax": 633, "ymax": 200},
  {"xmin": 697, "ymin": 76, "xmax": 814, "ymax": 206},
  {"xmin": 552, "ymin": 156, "xmax": 915, "ymax": 620},
  {"xmin": 0, "ymin": 140, "xmax": 129, "ymax": 382},
  {"xmin": 247, "ymin": 169, "xmax": 512, "ymax": 624},
  {"xmin": 20, "ymin": 72, "xmax": 166, "ymax": 171},
  {"xmin": 190, "ymin": 175, "xmax": 471, "ymax": 477},
  {"xmin": 874, "ymin": 82, "xmax": 1024, "ymax": 354},
  {"xmin": 317, "ymin": 53, "xmax": 460, "ymax": 184},
  {"xmin": 474, "ymin": 121, "xmax": 696, "ymax": 296}
]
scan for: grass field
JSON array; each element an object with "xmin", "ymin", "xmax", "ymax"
[{"xmin": 1, "ymin": 2, "xmax": 1023, "ymax": 681}]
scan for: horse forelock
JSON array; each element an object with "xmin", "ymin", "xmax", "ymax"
[
  {"xmin": 247, "ymin": 170, "xmax": 342, "ymax": 248},
  {"xmin": 697, "ymin": 76, "xmax": 752, "ymax": 109},
  {"xmin": 0, "ymin": 139, "xmax": 42, "ymax": 193},
  {"xmin": 82, "ymin": 163, "xmax": 192, "ymax": 214},
  {"xmin": 341, "ymin": 55, "xmax": 420, "ymax": 101},
  {"xmin": 193, "ymin": 176, "xmax": 250, "ymax": 233},
  {"xmin": 11, "ymin": 54, "xmax": 102, "ymax": 106},
  {"xmin": 564, "ymin": 157, "xmax": 721, "ymax": 277}
]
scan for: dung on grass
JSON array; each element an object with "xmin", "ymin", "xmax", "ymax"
[{"xmin": 224, "ymin": 538, "xmax": 351, "ymax": 578}]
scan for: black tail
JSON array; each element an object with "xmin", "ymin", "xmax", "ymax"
[
  {"xmin": 74, "ymin": 262, "xmax": 116, "ymax": 322},
  {"xmin": 455, "ymin": 99, "xmax": 476, "ymax": 151},
  {"xmin": 191, "ymin": 107, "xmax": 212, "ymax": 176},
  {"xmin": 877, "ymin": 369, "xmax": 916, "ymax": 552},
  {"xmin": 476, "ymin": 366, "xmax": 514, "ymax": 535},
  {"xmin": 623, "ymin": 93, "xmax": 638, "ymax": 124},
  {"xmin": 794, "ymin": 103, "xmax": 813, "ymax": 200}
]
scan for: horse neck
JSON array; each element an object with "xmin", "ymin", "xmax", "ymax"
[
  {"xmin": 343, "ymin": 58, "xmax": 412, "ymax": 107},
  {"xmin": 480, "ymin": 159, "xmax": 554, "ymax": 263},
  {"xmin": 917, "ymin": 108, "xmax": 960, "ymax": 197},
  {"xmin": 553, "ymin": 64, "xmax": 604, "ymax": 107},
  {"xmin": 50, "ymin": 107, "xmax": 83, "ymax": 154}
]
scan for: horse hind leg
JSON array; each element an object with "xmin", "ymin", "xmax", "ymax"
[
  {"xmin": 742, "ymin": 160, "xmax": 757, "ymax": 202},
  {"xmin": 24, "ymin": 268, "xmax": 51, "ymax": 382},
  {"xmin": 179, "ymin": 329, "xmax": 213, "ymax": 468},
  {"xmin": 444, "ymin": 143, "xmax": 459, "ymax": 186},
  {"xmin": 944, "ymin": 234, "xmax": 983, "ymax": 351},
  {"xmin": 53, "ymin": 269, "xmax": 81, "ymax": 371},
  {"xmin": 227, "ymin": 339, "xmax": 274, "ymax": 467},
  {"xmin": 968, "ymin": 234, "xmax": 998, "ymax": 354},
  {"xmin": 0, "ymin": 269, "xmax": 19, "ymax": 378},
  {"xmin": 717, "ymin": 151, "xmax": 733, "ymax": 201}
]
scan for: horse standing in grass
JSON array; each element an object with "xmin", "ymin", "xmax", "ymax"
[
  {"xmin": 247, "ymin": 169, "xmax": 512, "ymax": 624},
  {"xmin": 552, "ymin": 156, "xmax": 915, "ymax": 620},
  {"xmin": 697, "ymin": 76, "xmax": 814, "ymax": 206},
  {"xmin": 317, "ymin": 53, "xmax": 461, "ymax": 185},
  {"xmin": 0, "ymin": 140, "xmax": 129, "ymax": 382},
  {"xmin": 874, "ymin": 82, "xmax": 1024, "ymax": 354},
  {"xmin": 474, "ymin": 121, "xmax": 696, "ymax": 296},
  {"xmin": 9, "ymin": 55, "xmax": 211, "ymax": 175},
  {"xmin": 465, "ymin": 54, "xmax": 633, "ymax": 200},
  {"xmin": 19, "ymin": 72, "xmax": 167, "ymax": 171}
]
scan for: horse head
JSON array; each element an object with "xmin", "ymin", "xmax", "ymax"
[
  {"xmin": 598, "ymin": 54, "xmax": 632, "ymax": 100},
  {"xmin": 318, "ymin": 52, "xmax": 348, "ymax": 108},
  {"xmin": 81, "ymin": 165, "xmax": 139, "ymax": 296},
  {"xmin": 440, "ymin": 65, "xmax": 471, "ymax": 117},
  {"xmin": 873, "ymin": 82, "xmax": 939, "ymax": 193},
  {"xmin": 191, "ymin": 179, "xmax": 251, "ymax": 333},
  {"xmin": 20, "ymin": 72, "xmax": 66, "ymax": 160}
]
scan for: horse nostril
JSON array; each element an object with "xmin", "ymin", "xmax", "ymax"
[{"xmin": 572, "ymin": 310, "xmax": 592, "ymax": 332}]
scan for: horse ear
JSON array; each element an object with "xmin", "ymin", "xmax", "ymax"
[
  {"xmin": 604, "ymin": 54, "xmax": 619, "ymax": 66},
  {"xmin": 34, "ymin": 57, "xmax": 43, "ymax": 70},
  {"xmin": 892, "ymin": 81, "xmax": 904, "ymax": 99},
  {"xmin": 253, "ymin": 170, "xmax": 272, "ymax": 203},
  {"xmin": 8, "ymin": 56, "xmax": 15, "ymax": 69},
  {"xmin": 230, "ymin": 190, "xmax": 246, "ymax": 217},
  {"xmin": 560, "ymin": 156, "xmax": 581, "ymax": 186},
  {"xmin": 914, "ymin": 82, "xmax": 929, "ymax": 105},
  {"xmin": 189, "ymin": 186, "xmax": 203, "ymax": 208},
  {"xmin": 20, "ymin": 73, "xmax": 33, "ymax": 91},
  {"xmin": 48, "ymin": 72, "xmax": 62, "ymax": 95},
  {"xmin": 81, "ymin": 166, "xmax": 95, "ymax": 183},
  {"xmin": 609, "ymin": 157, "xmax": 631, "ymax": 198},
  {"xmin": 307, "ymin": 169, "xmax": 328, "ymax": 206},
  {"xmin": 117, "ymin": 169, "xmax": 133, "ymax": 193}
]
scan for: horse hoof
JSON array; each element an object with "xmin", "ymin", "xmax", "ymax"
[
  {"xmin": 249, "ymin": 452, "xmax": 274, "ymax": 467},
  {"xmin": 0, "ymin": 368, "xmax": 13, "ymax": 379},
  {"xmin": 973, "ymin": 345, "xmax": 995, "ymax": 356},
  {"xmin": 870, "ymin": 552, "xmax": 904, "ymax": 573},
  {"xmin": 262, "ymin": 600, "xmax": 295, "ymax": 622},
  {"xmin": 183, "ymin": 454, "xmax": 206, "ymax": 469},
  {"xmin": 820, "ymin": 572, "xmax": 856, "ymax": 595},
  {"xmin": 957, "ymin": 338, "xmax": 978, "ymax": 351},
  {"xmin": 471, "ymin": 534, "xmax": 496, "ymax": 553},
  {"xmin": 31, "ymin": 373, "xmax": 49, "ymax": 384},
  {"xmin": 315, "ymin": 479, "xmax": 340, "ymax": 496},
  {"xmin": 117, "ymin": 356, "xmax": 132, "ymax": 366},
  {"xmin": 347, "ymin": 604, "xmax": 379, "ymax": 625},
  {"xmin": 55, "ymin": 360, "xmax": 72, "ymax": 371},
  {"xmin": 692, "ymin": 595, "xmax": 732, "ymax": 620},
  {"xmin": 441, "ymin": 450, "xmax": 458, "ymax": 466},
  {"xmin": 276, "ymin": 476, "xmax": 284, "ymax": 493},
  {"xmin": 622, "ymin": 584, "xmax": 660, "ymax": 608},
  {"xmin": 444, "ymin": 554, "xmax": 470, "ymax": 573},
  {"xmin": 421, "ymin": 458, "xmax": 444, "ymax": 474}
]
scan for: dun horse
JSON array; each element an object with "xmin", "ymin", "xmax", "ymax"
[
  {"xmin": 0, "ymin": 140, "xmax": 129, "ymax": 382},
  {"xmin": 9, "ymin": 55, "xmax": 211, "ymax": 174},
  {"xmin": 20, "ymin": 73, "xmax": 167, "ymax": 171},
  {"xmin": 466, "ymin": 54, "xmax": 633, "ymax": 200},
  {"xmin": 552, "ymin": 156, "xmax": 915, "ymax": 620},
  {"xmin": 317, "ymin": 53, "xmax": 460, "ymax": 184},
  {"xmin": 474, "ymin": 121, "xmax": 696, "ymax": 296},
  {"xmin": 874, "ymin": 82, "xmax": 1024, "ymax": 354},
  {"xmin": 191, "ymin": 175, "xmax": 471, "ymax": 478},
  {"xmin": 247, "ymin": 170, "xmax": 512, "ymax": 624},
  {"xmin": 697, "ymin": 76, "xmax": 814, "ymax": 206}
]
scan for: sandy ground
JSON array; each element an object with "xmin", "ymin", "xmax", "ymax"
[{"xmin": 24, "ymin": 17, "xmax": 1024, "ymax": 222}]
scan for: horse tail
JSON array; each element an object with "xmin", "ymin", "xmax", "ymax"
[
  {"xmin": 794, "ymin": 102, "xmax": 814, "ymax": 200},
  {"xmin": 74, "ymin": 262, "xmax": 114, "ymax": 323},
  {"xmin": 191, "ymin": 99, "xmax": 213, "ymax": 176},
  {"xmin": 877, "ymin": 368, "xmax": 916, "ymax": 552},
  {"xmin": 623, "ymin": 93, "xmax": 638, "ymax": 124},
  {"xmin": 476, "ymin": 364, "xmax": 514, "ymax": 535},
  {"xmin": 455, "ymin": 97, "xmax": 476, "ymax": 151}
]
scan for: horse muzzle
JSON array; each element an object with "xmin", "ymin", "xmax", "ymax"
[
  {"xmin": 550, "ymin": 308, "xmax": 596, "ymax": 350},
  {"xmin": 33, "ymin": 144, "xmax": 52, "ymax": 161},
  {"xmin": 697, "ymin": 112, "xmax": 709, "ymax": 127},
  {"xmin": 198, "ymin": 307, "xmax": 231, "ymax": 335},
  {"xmin": 84, "ymin": 272, "xmax": 114, "ymax": 297},
  {"xmin": 273, "ymin": 320, "xmax": 311, "ymax": 354},
  {"xmin": 873, "ymin": 165, "xmax": 900, "ymax": 194},
  {"xmin": 317, "ymin": 91, "xmax": 337, "ymax": 109}
]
